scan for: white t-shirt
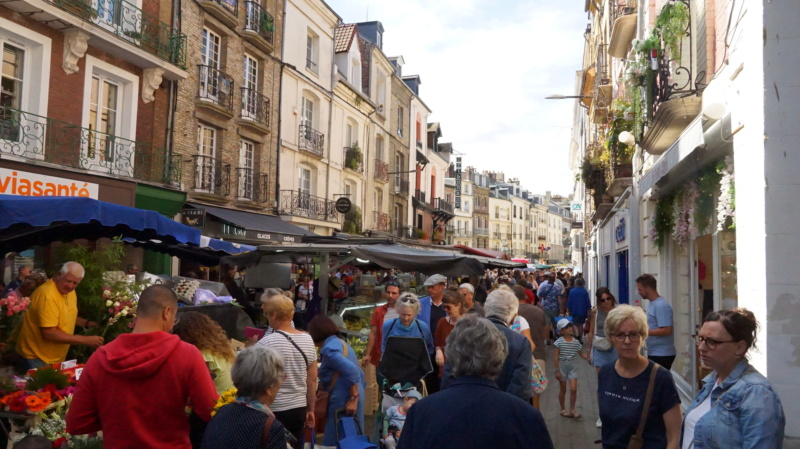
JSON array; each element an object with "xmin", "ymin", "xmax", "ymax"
[
  {"xmin": 256, "ymin": 331, "xmax": 317, "ymax": 412},
  {"xmin": 513, "ymin": 315, "xmax": 530, "ymax": 332},
  {"xmin": 681, "ymin": 384, "xmax": 719, "ymax": 449}
]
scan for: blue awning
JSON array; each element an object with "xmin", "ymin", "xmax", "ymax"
[
  {"xmin": 0, "ymin": 195, "xmax": 201, "ymax": 253},
  {"xmin": 123, "ymin": 236, "xmax": 255, "ymax": 266}
]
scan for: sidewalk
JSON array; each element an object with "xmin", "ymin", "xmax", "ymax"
[{"xmin": 540, "ymin": 342, "xmax": 602, "ymax": 448}]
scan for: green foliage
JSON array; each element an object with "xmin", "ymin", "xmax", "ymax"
[
  {"xmin": 26, "ymin": 367, "xmax": 70, "ymax": 391},
  {"xmin": 694, "ymin": 166, "xmax": 723, "ymax": 235},
  {"xmin": 343, "ymin": 206, "xmax": 362, "ymax": 234},
  {"xmin": 71, "ymin": 436, "xmax": 105, "ymax": 449},
  {"xmin": 653, "ymin": 193, "xmax": 676, "ymax": 251},
  {"xmin": 344, "ymin": 142, "xmax": 363, "ymax": 170},
  {"xmin": 655, "ymin": 1, "xmax": 690, "ymax": 58}
]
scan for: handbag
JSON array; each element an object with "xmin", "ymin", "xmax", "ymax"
[
  {"xmin": 314, "ymin": 339, "xmax": 348, "ymax": 433},
  {"xmin": 530, "ymin": 357, "xmax": 548, "ymax": 395},
  {"xmin": 592, "ymin": 310, "xmax": 612, "ymax": 351},
  {"xmin": 627, "ymin": 363, "xmax": 661, "ymax": 449}
]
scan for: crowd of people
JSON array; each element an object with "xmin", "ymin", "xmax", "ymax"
[{"xmin": 2, "ymin": 261, "xmax": 788, "ymax": 449}]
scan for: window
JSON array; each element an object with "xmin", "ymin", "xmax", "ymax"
[
  {"xmin": 350, "ymin": 58, "xmax": 360, "ymax": 88},
  {"xmin": 513, "ymin": 206, "xmax": 517, "ymax": 218},
  {"xmin": 346, "ymin": 122, "xmax": 355, "ymax": 147},
  {"xmin": 396, "ymin": 106, "xmax": 403, "ymax": 137},
  {"xmin": 376, "ymin": 71, "xmax": 386, "ymax": 112},
  {"xmin": 415, "ymin": 113, "xmax": 421, "ymax": 144},
  {"xmin": 394, "ymin": 152, "xmax": 403, "ymax": 189},
  {"xmin": 238, "ymin": 139, "xmax": 255, "ymax": 199},
  {"xmin": 495, "ymin": 206, "xmax": 499, "ymax": 218},
  {"xmin": 394, "ymin": 204, "xmax": 402, "ymax": 228},
  {"xmin": 195, "ymin": 124, "xmax": 217, "ymax": 191},
  {"xmin": 464, "ymin": 200, "xmax": 470, "ymax": 212},
  {"xmin": 200, "ymin": 29, "xmax": 222, "ymax": 102},
  {"xmin": 1, "ymin": 43, "xmax": 24, "ymax": 110},
  {"xmin": 374, "ymin": 188, "xmax": 383, "ymax": 212},
  {"xmin": 242, "ymin": 54, "xmax": 258, "ymax": 119},
  {"xmin": 375, "ymin": 135, "xmax": 384, "ymax": 161},
  {"xmin": 298, "ymin": 166, "xmax": 311, "ymax": 195},
  {"xmin": 86, "ymin": 75, "xmax": 119, "ymax": 163},
  {"xmin": 306, "ymin": 31, "xmax": 319, "ymax": 73}
]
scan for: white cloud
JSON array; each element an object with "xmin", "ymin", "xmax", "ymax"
[{"xmin": 325, "ymin": 0, "xmax": 587, "ymax": 196}]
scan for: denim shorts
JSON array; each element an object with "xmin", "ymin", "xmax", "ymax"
[{"xmin": 559, "ymin": 358, "xmax": 579, "ymax": 380}]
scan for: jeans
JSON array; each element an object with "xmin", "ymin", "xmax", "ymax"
[{"xmin": 20, "ymin": 358, "xmax": 48, "ymax": 373}]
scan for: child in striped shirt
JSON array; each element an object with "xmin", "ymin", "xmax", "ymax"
[{"xmin": 554, "ymin": 319, "xmax": 589, "ymax": 419}]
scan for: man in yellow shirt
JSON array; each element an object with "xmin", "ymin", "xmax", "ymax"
[{"xmin": 17, "ymin": 262, "xmax": 104, "ymax": 370}]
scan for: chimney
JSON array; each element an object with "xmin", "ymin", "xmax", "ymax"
[{"xmin": 545, "ymin": 191, "xmax": 551, "ymax": 205}]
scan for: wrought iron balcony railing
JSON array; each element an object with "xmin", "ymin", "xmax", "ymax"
[
  {"xmin": 475, "ymin": 228, "xmax": 489, "ymax": 236},
  {"xmin": 372, "ymin": 211, "xmax": 390, "ymax": 232},
  {"xmin": 244, "ymin": 1, "xmax": 274, "ymax": 44},
  {"xmin": 279, "ymin": 190, "xmax": 338, "ymax": 222},
  {"xmin": 374, "ymin": 159, "xmax": 389, "ymax": 182},
  {"xmin": 493, "ymin": 232, "xmax": 501, "ymax": 239},
  {"xmin": 414, "ymin": 189, "xmax": 426, "ymax": 204},
  {"xmin": 393, "ymin": 178, "xmax": 410, "ymax": 196},
  {"xmin": 343, "ymin": 147, "xmax": 363, "ymax": 173},
  {"xmin": 47, "ymin": 0, "xmax": 187, "ymax": 68},
  {"xmin": 432, "ymin": 197, "xmax": 453, "ymax": 215},
  {"xmin": 198, "ymin": 65, "xmax": 234, "ymax": 111},
  {"xmin": 236, "ymin": 167, "xmax": 268, "ymax": 202},
  {"xmin": 446, "ymin": 225, "xmax": 455, "ymax": 233},
  {"xmin": 299, "ymin": 124, "xmax": 324, "ymax": 156},
  {"xmin": 207, "ymin": 0, "xmax": 238, "ymax": 17},
  {"xmin": 192, "ymin": 155, "xmax": 230, "ymax": 196},
  {"xmin": 240, "ymin": 87, "xmax": 270, "ymax": 126},
  {"xmin": 0, "ymin": 106, "xmax": 181, "ymax": 185}
]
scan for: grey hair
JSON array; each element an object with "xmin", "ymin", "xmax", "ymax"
[
  {"xmin": 395, "ymin": 292, "xmax": 420, "ymax": 315},
  {"xmin": 59, "ymin": 261, "xmax": 85, "ymax": 278},
  {"xmin": 446, "ymin": 314, "xmax": 508, "ymax": 379},
  {"xmin": 605, "ymin": 304, "xmax": 649, "ymax": 340},
  {"xmin": 458, "ymin": 283, "xmax": 474, "ymax": 294},
  {"xmin": 260, "ymin": 288, "xmax": 285, "ymax": 305},
  {"xmin": 484, "ymin": 289, "xmax": 519, "ymax": 324},
  {"xmin": 232, "ymin": 346, "xmax": 285, "ymax": 399}
]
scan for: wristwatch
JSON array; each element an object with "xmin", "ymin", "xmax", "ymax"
[{"xmin": 348, "ymin": 394, "xmax": 359, "ymax": 401}]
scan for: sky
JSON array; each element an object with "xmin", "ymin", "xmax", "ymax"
[{"xmin": 325, "ymin": 0, "xmax": 589, "ymax": 197}]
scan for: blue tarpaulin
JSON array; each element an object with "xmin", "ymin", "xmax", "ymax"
[{"xmin": 0, "ymin": 195, "xmax": 201, "ymax": 252}]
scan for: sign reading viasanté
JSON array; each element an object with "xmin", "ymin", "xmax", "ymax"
[{"xmin": 0, "ymin": 168, "xmax": 99, "ymax": 199}]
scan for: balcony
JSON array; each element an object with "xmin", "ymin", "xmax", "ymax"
[
  {"xmin": 235, "ymin": 167, "xmax": 268, "ymax": 202},
  {"xmin": 609, "ymin": 1, "xmax": 637, "ymax": 58},
  {"xmin": 374, "ymin": 159, "xmax": 389, "ymax": 182},
  {"xmin": 445, "ymin": 224, "xmax": 455, "ymax": 233},
  {"xmin": 192, "ymin": 155, "xmax": 230, "ymax": 196},
  {"xmin": 607, "ymin": 162, "xmax": 633, "ymax": 197},
  {"xmin": 371, "ymin": 211, "xmax": 390, "ymax": 232},
  {"xmin": 279, "ymin": 190, "xmax": 338, "ymax": 222},
  {"xmin": 475, "ymin": 204, "xmax": 489, "ymax": 215},
  {"xmin": 393, "ymin": 178, "xmax": 410, "ymax": 196},
  {"xmin": 493, "ymin": 232, "xmax": 501, "ymax": 239},
  {"xmin": 198, "ymin": 0, "xmax": 238, "ymax": 28},
  {"xmin": 239, "ymin": 87, "xmax": 270, "ymax": 132},
  {"xmin": 299, "ymin": 124, "xmax": 324, "ymax": 157},
  {"xmin": 475, "ymin": 228, "xmax": 489, "ymax": 236},
  {"xmin": 432, "ymin": 197, "xmax": 454, "ymax": 215},
  {"xmin": 28, "ymin": 0, "xmax": 188, "ymax": 74},
  {"xmin": 413, "ymin": 189, "xmax": 427, "ymax": 211},
  {"xmin": 0, "ymin": 106, "xmax": 181, "ymax": 186},
  {"xmin": 243, "ymin": 1, "xmax": 274, "ymax": 53},
  {"xmin": 343, "ymin": 147, "xmax": 363, "ymax": 173},
  {"xmin": 504, "ymin": 233, "xmax": 513, "ymax": 240},
  {"xmin": 456, "ymin": 229, "xmax": 472, "ymax": 239},
  {"xmin": 197, "ymin": 65, "xmax": 234, "ymax": 116}
]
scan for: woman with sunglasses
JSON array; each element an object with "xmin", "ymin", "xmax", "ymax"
[
  {"xmin": 433, "ymin": 290, "xmax": 466, "ymax": 376},
  {"xmin": 598, "ymin": 305, "xmax": 681, "ymax": 449},
  {"xmin": 680, "ymin": 308, "xmax": 785, "ymax": 449},
  {"xmin": 587, "ymin": 288, "xmax": 619, "ymax": 373},
  {"xmin": 381, "ymin": 293, "xmax": 434, "ymax": 357}
]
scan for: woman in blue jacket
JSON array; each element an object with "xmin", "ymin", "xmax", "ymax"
[
  {"xmin": 681, "ymin": 308, "xmax": 785, "ymax": 449},
  {"xmin": 308, "ymin": 315, "xmax": 366, "ymax": 447},
  {"xmin": 381, "ymin": 293, "xmax": 434, "ymax": 355}
]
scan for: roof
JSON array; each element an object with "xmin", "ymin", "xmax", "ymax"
[{"xmin": 334, "ymin": 24, "xmax": 357, "ymax": 53}]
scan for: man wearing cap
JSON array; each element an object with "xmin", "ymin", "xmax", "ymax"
[{"xmin": 418, "ymin": 274, "xmax": 447, "ymax": 394}]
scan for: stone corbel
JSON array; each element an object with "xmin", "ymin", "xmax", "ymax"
[
  {"xmin": 62, "ymin": 29, "xmax": 91, "ymax": 75},
  {"xmin": 142, "ymin": 68, "xmax": 165, "ymax": 103}
]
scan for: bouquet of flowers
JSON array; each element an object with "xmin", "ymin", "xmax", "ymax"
[
  {"xmin": 0, "ymin": 294, "xmax": 31, "ymax": 350},
  {"xmin": 103, "ymin": 285, "xmax": 138, "ymax": 329}
]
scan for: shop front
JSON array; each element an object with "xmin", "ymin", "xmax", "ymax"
[{"xmin": 135, "ymin": 184, "xmax": 187, "ymax": 276}]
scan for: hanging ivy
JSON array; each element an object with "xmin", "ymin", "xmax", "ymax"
[
  {"xmin": 651, "ymin": 192, "xmax": 676, "ymax": 251},
  {"xmin": 655, "ymin": 1, "xmax": 690, "ymax": 59},
  {"xmin": 694, "ymin": 165, "xmax": 723, "ymax": 235}
]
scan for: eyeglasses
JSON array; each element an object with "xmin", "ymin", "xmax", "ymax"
[
  {"xmin": 400, "ymin": 296, "xmax": 416, "ymax": 303},
  {"xmin": 693, "ymin": 335, "xmax": 735, "ymax": 349},
  {"xmin": 612, "ymin": 332, "xmax": 641, "ymax": 342},
  {"xmin": 598, "ymin": 296, "xmax": 612, "ymax": 303}
]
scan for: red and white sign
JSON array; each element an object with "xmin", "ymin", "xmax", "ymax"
[{"xmin": 0, "ymin": 168, "xmax": 99, "ymax": 199}]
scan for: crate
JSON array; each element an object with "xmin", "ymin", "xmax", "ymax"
[
  {"xmin": 364, "ymin": 382, "xmax": 380, "ymax": 416},
  {"xmin": 363, "ymin": 362, "xmax": 377, "ymax": 386}
]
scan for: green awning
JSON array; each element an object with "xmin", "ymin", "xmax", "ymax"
[{"xmin": 135, "ymin": 184, "xmax": 186, "ymax": 217}]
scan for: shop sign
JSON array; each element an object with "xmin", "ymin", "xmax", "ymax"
[
  {"xmin": 335, "ymin": 197, "xmax": 352, "ymax": 214},
  {"xmin": 0, "ymin": 168, "xmax": 99, "ymax": 199},
  {"xmin": 180, "ymin": 208, "xmax": 205, "ymax": 227},
  {"xmin": 571, "ymin": 202, "xmax": 582, "ymax": 211},
  {"xmin": 245, "ymin": 230, "xmax": 299, "ymax": 243},
  {"xmin": 615, "ymin": 218, "xmax": 626, "ymax": 243},
  {"xmin": 222, "ymin": 223, "xmax": 246, "ymax": 237},
  {"xmin": 455, "ymin": 157, "xmax": 462, "ymax": 209}
]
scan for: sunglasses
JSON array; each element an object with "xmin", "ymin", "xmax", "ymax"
[
  {"xmin": 400, "ymin": 296, "xmax": 416, "ymax": 303},
  {"xmin": 598, "ymin": 296, "xmax": 612, "ymax": 303},
  {"xmin": 385, "ymin": 281, "xmax": 400, "ymax": 287}
]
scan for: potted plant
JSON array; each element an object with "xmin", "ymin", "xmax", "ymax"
[
  {"xmin": 416, "ymin": 228, "xmax": 428, "ymax": 240},
  {"xmin": 343, "ymin": 206, "xmax": 362, "ymax": 234},
  {"xmin": 344, "ymin": 142, "xmax": 362, "ymax": 171}
]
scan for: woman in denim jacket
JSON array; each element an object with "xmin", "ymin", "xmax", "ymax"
[{"xmin": 681, "ymin": 308, "xmax": 785, "ymax": 449}]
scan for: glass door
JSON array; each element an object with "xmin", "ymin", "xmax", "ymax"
[{"xmin": 86, "ymin": 75, "xmax": 120, "ymax": 173}]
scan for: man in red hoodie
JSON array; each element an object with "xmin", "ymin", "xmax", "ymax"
[{"xmin": 66, "ymin": 285, "xmax": 218, "ymax": 448}]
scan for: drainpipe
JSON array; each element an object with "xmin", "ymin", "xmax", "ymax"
[
  {"xmin": 323, "ymin": 36, "xmax": 336, "ymax": 225},
  {"xmin": 274, "ymin": 0, "xmax": 288, "ymax": 215}
]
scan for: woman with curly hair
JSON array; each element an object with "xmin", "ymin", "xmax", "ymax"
[{"xmin": 173, "ymin": 312, "xmax": 236, "ymax": 394}]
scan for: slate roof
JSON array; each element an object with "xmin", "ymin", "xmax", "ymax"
[{"xmin": 334, "ymin": 24, "xmax": 357, "ymax": 53}]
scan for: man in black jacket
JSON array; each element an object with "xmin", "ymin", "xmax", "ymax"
[{"xmin": 441, "ymin": 289, "xmax": 532, "ymax": 402}]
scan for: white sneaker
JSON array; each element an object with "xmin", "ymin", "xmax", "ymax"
[{"xmin": 596, "ymin": 418, "xmax": 602, "ymax": 428}]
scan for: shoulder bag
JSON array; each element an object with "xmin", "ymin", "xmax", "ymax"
[
  {"xmin": 261, "ymin": 414, "xmax": 275, "ymax": 448},
  {"xmin": 627, "ymin": 363, "xmax": 661, "ymax": 449},
  {"xmin": 593, "ymin": 309, "xmax": 612, "ymax": 351},
  {"xmin": 314, "ymin": 339, "xmax": 348, "ymax": 433}
]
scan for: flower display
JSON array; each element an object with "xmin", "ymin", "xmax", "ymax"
[
  {"xmin": 211, "ymin": 387, "xmax": 238, "ymax": 416},
  {"xmin": 672, "ymin": 182, "xmax": 699, "ymax": 248},
  {"xmin": 717, "ymin": 156, "xmax": 735, "ymax": 231},
  {"xmin": 0, "ymin": 295, "xmax": 30, "ymax": 317}
]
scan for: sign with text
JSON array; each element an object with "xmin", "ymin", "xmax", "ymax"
[
  {"xmin": 0, "ymin": 168, "xmax": 99, "ymax": 198},
  {"xmin": 245, "ymin": 230, "xmax": 299, "ymax": 243},
  {"xmin": 455, "ymin": 156, "xmax": 462, "ymax": 209},
  {"xmin": 571, "ymin": 202, "xmax": 582, "ymax": 211},
  {"xmin": 181, "ymin": 208, "xmax": 205, "ymax": 227}
]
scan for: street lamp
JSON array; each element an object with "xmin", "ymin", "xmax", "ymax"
[{"xmin": 545, "ymin": 95, "xmax": 593, "ymax": 100}]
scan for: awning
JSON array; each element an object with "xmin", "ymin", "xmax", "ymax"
[
  {"xmin": 125, "ymin": 236, "xmax": 256, "ymax": 266},
  {"xmin": 188, "ymin": 203, "xmax": 316, "ymax": 243},
  {"xmin": 453, "ymin": 245, "xmax": 510, "ymax": 260},
  {"xmin": 0, "ymin": 195, "xmax": 200, "ymax": 253}
]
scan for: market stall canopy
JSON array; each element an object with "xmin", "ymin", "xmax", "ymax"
[
  {"xmin": 453, "ymin": 245, "xmax": 511, "ymax": 260},
  {"xmin": 532, "ymin": 263, "xmax": 553, "ymax": 269},
  {"xmin": 0, "ymin": 195, "xmax": 201, "ymax": 253},
  {"xmin": 124, "ymin": 236, "xmax": 255, "ymax": 266},
  {"xmin": 187, "ymin": 203, "xmax": 316, "ymax": 242}
]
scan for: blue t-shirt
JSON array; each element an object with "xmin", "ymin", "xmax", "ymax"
[
  {"xmin": 597, "ymin": 362, "xmax": 680, "ymax": 449},
  {"xmin": 566, "ymin": 287, "xmax": 591, "ymax": 317},
  {"xmin": 381, "ymin": 318, "xmax": 434, "ymax": 354},
  {"xmin": 646, "ymin": 297, "xmax": 675, "ymax": 356}
]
